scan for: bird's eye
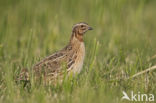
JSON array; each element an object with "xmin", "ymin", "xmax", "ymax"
[{"xmin": 81, "ymin": 25, "xmax": 84, "ymax": 28}]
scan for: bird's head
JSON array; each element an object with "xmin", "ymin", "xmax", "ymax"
[{"xmin": 72, "ymin": 22, "xmax": 93, "ymax": 35}]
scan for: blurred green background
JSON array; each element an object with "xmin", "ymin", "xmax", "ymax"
[{"xmin": 0, "ymin": 0, "xmax": 156, "ymax": 103}]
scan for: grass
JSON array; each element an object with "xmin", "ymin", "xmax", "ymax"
[{"xmin": 0, "ymin": 0, "xmax": 156, "ymax": 103}]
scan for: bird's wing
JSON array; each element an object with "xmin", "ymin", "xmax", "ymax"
[
  {"xmin": 32, "ymin": 44, "xmax": 76, "ymax": 83},
  {"xmin": 33, "ymin": 50, "xmax": 68, "ymax": 78}
]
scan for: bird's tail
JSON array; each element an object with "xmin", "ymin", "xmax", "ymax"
[{"xmin": 16, "ymin": 68, "xmax": 30, "ymax": 87}]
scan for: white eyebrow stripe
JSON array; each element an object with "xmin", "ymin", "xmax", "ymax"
[{"xmin": 73, "ymin": 22, "xmax": 88, "ymax": 26}]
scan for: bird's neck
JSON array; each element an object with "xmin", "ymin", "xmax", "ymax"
[{"xmin": 70, "ymin": 32, "xmax": 83, "ymax": 43}]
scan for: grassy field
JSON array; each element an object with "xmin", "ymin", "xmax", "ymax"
[{"xmin": 0, "ymin": 0, "xmax": 156, "ymax": 103}]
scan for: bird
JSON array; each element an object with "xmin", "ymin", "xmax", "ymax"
[{"xmin": 17, "ymin": 22, "xmax": 93, "ymax": 85}]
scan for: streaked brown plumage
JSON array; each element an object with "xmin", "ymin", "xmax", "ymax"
[{"xmin": 17, "ymin": 22, "xmax": 93, "ymax": 85}]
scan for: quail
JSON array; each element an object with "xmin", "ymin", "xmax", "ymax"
[{"xmin": 17, "ymin": 22, "xmax": 93, "ymax": 85}]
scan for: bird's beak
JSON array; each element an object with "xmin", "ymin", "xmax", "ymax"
[{"xmin": 88, "ymin": 26, "xmax": 93, "ymax": 30}]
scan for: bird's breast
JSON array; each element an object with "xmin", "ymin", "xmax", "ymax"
[{"xmin": 71, "ymin": 42, "xmax": 85, "ymax": 74}]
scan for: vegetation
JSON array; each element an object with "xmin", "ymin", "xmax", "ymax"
[{"xmin": 0, "ymin": 0, "xmax": 156, "ymax": 103}]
